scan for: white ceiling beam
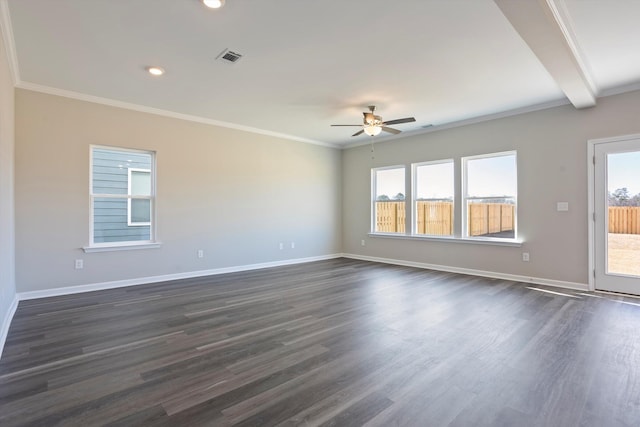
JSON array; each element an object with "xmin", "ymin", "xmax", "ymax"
[
  {"xmin": 494, "ymin": 0, "xmax": 596, "ymax": 109},
  {"xmin": 0, "ymin": 0, "xmax": 20, "ymax": 85}
]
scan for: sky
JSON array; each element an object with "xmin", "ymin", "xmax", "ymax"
[
  {"xmin": 375, "ymin": 154, "xmax": 517, "ymax": 199},
  {"xmin": 608, "ymin": 151, "xmax": 640, "ymax": 196},
  {"xmin": 415, "ymin": 161, "xmax": 453, "ymax": 199},
  {"xmin": 466, "ymin": 155, "xmax": 516, "ymax": 197},
  {"xmin": 376, "ymin": 168, "xmax": 405, "ymax": 198}
]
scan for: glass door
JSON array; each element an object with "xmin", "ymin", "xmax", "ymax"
[{"xmin": 594, "ymin": 137, "xmax": 640, "ymax": 294}]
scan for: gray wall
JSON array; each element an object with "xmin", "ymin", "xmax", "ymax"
[
  {"xmin": 342, "ymin": 90, "xmax": 640, "ymax": 285},
  {"xmin": 15, "ymin": 90, "xmax": 342, "ymax": 292},
  {"xmin": 0, "ymin": 23, "xmax": 16, "ymax": 338},
  {"xmin": 9, "ymin": 63, "xmax": 640, "ymax": 296}
]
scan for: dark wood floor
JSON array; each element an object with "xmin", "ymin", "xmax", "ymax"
[{"xmin": 1, "ymin": 258, "xmax": 640, "ymax": 426}]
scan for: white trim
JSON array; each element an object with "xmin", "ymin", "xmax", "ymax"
[
  {"xmin": 599, "ymin": 82, "xmax": 640, "ymax": 99},
  {"xmin": 0, "ymin": 0, "xmax": 19, "ymax": 85},
  {"xmin": 587, "ymin": 138, "xmax": 597, "ymax": 291},
  {"xmin": 343, "ymin": 253, "xmax": 588, "ymax": 292},
  {"xmin": 588, "ymin": 132, "xmax": 640, "ymax": 146},
  {"xmin": 368, "ymin": 232, "xmax": 522, "ymax": 247},
  {"xmin": 15, "ymin": 81, "xmax": 338, "ymax": 149},
  {"xmin": 17, "ymin": 254, "xmax": 343, "ymax": 300},
  {"xmin": 83, "ymin": 242, "xmax": 161, "ymax": 253},
  {"xmin": 0, "ymin": 294, "xmax": 19, "ymax": 359}
]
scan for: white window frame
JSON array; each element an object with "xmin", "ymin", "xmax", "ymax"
[
  {"xmin": 371, "ymin": 165, "xmax": 406, "ymax": 234},
  {"xmin": 85, "ymin": 145, "xmax": 159, "ymax": 252},
  {"xmin": 127, "ymin": 168, "xmax": 152, "ymax": 226},
  {"xmin": 461, "ymin": 150, "xmax": 517, "ymax": 241},
  {"xmin": 411, "ymin": 159, "xmax": 454, "ymax": 236}
]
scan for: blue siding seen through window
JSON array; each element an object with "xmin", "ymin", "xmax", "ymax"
[{"xmin": 92, "ymin": 148, "xmax": 153, "ymax": 244}]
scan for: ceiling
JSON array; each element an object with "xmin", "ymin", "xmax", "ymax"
[{"xmin": 2, "ymin": 0, "xmax": 640, "ymax": 148}]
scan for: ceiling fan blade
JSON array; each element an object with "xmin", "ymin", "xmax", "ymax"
[
  {"xmin": 352, "ymin": 129, "xmax": 365, "ymax": 137},
  {"xmin": 331, "ymin": 124, "xmax": 363, "ymax": 127},
  {"xmin": 381, "ymin": 126, "xmax": 401, "ymax": 134},
  {"xmin": 382, "ymin": 117, "xmax": 416, "ymax": 126}
]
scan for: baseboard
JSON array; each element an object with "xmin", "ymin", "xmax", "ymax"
[
  {"xmin": 342, "ymin": 253, "xmax": 589, "ymax": 292},
  {"xmin": 0, "ymin": 294, "xmax": 19, "ymax": 360},
  {"xmin": 18, "ymin": 254, "xmax": 343, "ymax": 301}
]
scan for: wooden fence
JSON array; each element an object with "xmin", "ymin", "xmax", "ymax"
[
  {"xmin": 376, "ymin": 201, "xmax": 406, "ymax": 233},
  {"xmin": 416, "ymin": 201, "xmax": 453, "ymax": 235},
  {"xmin": 375, "ymin": 201, "xmax": 514, "ymax": 236},
  {"xmin": 609, "ymin": 207, "xmax": 640, "ymax": 234},
  {"xmin": 468, "ymin": 203, "xmax": 514, "ymax": 236},
  {"xmin": 377, "ymin": 203, "xmax": 640, "ymax": 236}
]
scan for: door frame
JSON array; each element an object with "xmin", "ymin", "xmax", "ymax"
[{"xmin": 587, "ymin": 132, "xmax": 640, "ymax": 293}]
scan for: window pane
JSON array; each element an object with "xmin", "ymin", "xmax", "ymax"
[
  {"xmin": 92, "ymin": 148, "xmax": 152, "ymax": 195},
  {"xmin": 130, "ymin": 198, "xmax": 151, "ymax": 224},
  {"xmin": 375, "ymin": 168, "xmax": 405, "ymax": 201},
  {"xmin": 607, "ymin": 151, "xmax": 640, "ymax": 276},
  {"xmin": 464, "ymin": 153, "xmax": 517, "ymax": 239},
  {"xmin": 415, "ymin": 161, "xmax": 453, "ymax": 236},
  {"xmin": 374, "ymin": 167, "xmax": 405, "ymax": 233},
  {"xmin": 466, "ymin": 155, "xmax": 516, "ymax": 198},
  {"xmin": 93, "ymin": 197, "xmax": 150, "ymax": 243},
  {"xmin": 130, "ymin": 170, "xmax": 151, "ymax": 196}
]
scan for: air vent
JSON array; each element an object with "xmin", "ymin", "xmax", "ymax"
[
  {"xmin": 216, "ymin": 48, "xmax": 243, "ymax": 64},
  {"xmin": 421, "ymin": 124, "xmax": 433, "ymax": 129}
]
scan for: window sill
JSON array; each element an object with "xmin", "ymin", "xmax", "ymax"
[
  {"xmin": 368, "ymin": 233, "xmax": 522, "ymax": 247},
  {"xmin": 83, "ymin": 242, "xmax": 162, "ymax": 253}
]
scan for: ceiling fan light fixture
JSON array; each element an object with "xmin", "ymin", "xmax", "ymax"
[
  {"xmin": 202, "ymin": 0, "xmax": 225, "ymax": 9},
  {"xmin": 364, "ymin": 125, "xmax": 382, "ymax": 136}
]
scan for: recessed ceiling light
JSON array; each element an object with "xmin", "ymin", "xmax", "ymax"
[
  {"xmin": 146, "ymin": 66, "xmax": 165, "ymax": 76},
  {"xmin": 202, "ymin": 0, "xmax": 225, "ymax": 9}
]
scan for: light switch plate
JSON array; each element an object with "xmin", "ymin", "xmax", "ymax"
[{"xmin": 557, "ymin": 202, "xmax": 569, "ymax": 211}]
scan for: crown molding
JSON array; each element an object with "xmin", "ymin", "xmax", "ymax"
[
  {"xmin": 15, "ymin": 81, "xmax": 341, "ymax": 149},
  {"xmin": 342, "ymin": 97, "xmax": 571, "ymax": 149}
]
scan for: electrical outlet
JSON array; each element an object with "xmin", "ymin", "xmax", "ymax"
[
  {"xmin": 75, "ymin": 259, "xmax": 84, "ymax": 270},
  {"xmin": 361, "ymin": 239, "xmax": 366, "ymax": 246},
  {"xmin": 279, "ymin": 242, "xmax": 284, "ymax": 250},
  {"xmin": 291, "ymin": 242, "xmax": 295, "ymax": 249},
  {"xmin": 522, "ymin": 252, "xmax": 530, "ymax": 262},
  {"xmin": 197, "ymin": 249, "xmax": 204, "ymax": 258}
]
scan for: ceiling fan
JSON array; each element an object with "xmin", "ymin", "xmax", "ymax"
[{"xmin": 331, "ymin": 105, "xmax": 416, "ymax": 137}]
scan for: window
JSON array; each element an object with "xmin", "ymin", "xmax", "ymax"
[
  {"xmin": 371, "ymin": 151, "xmax": 518, "ymax": 244},
  {"xmin": 462, "ymin": 151, "xmax": 517, "ymax": 240},
  {"xmin": 413, "ymin": 160, "xmax": 454, "ymax": 236},
  {"xmin": 372, "ymin": 166, "xmax": 406, "ymax": 233},
  {"xmin": 128, "ymin": 168, "xmax": 151, "ymax": 226},
  {"xmin": 90, "ymin": 146, "xmax": 155, "ymax": 246}
]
